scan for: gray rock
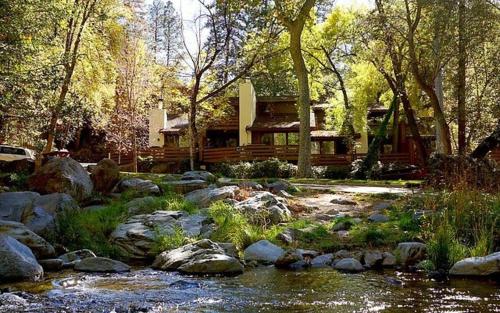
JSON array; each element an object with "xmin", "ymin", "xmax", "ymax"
[
  {"xmin": 333, "ymin": 250, "xmax": 352, "ymax": 261},
  {"xmin": 235, "ymin": 192, "xmax": 291, "ymax": 225},
  {"xmin": 0, "ymin": 293, "xmax": 28, "ymax": 308},
  {"xmin": 363, "ymin": 251, "xmax": 383, "ymax": 268},
  {"xmin": 28, "ymin": 158, "xmax": 93, "ymax": 201},
  {"xmin": 38, "ymin": 258, "xmax": 64, "ymax": 271},
  {"xmin": 266, "ymin": 180, "xmax": 298, "ymax": 193},
  {"xmin": 333, "ymin": 258, "xmax": 364, "ymax": 272},
  {"xmin": 332, "ymin": 221, "xmax": 351, "ymax": 231},
  {"xmin": 382, "ymin": 252, "xmax": 397, "ymax": 267},
  {"xmin": 368, "ymin": 213, "xmax": 390, "ymax": 223},
  {"xmin": 449, "ymin": 252, "xmax": 500, "ymax": 276},
  {"xmin": 153, "ymin": 239, "xmax": 243, "ymax": 275},
  {"xmin": 244, "ymin": 240, "xmax": 284, "ymax": 264},
  {"xmin": 0, "ymin": 220, "xmax": 55, "ymax": 259},
  {"xmin": 330, "ymin": 198, "xmax": 357, "ymax": 205},
  {"xmin": 163, "ymin": 180, "xmax": 208, "ymax": 194},
  {"xmin": 74, "ymin": 257, "xmax": 130, "ymax": 273},
  {"xmin": 372, "ymin": 202, "xmax": 392, "ymax": 211},
  {"xmin": 26, "ymin": 193, "xmax": 78, "ymax": 235},
  {"xmin": 275, "ymin": 250, "xmax": 303, "ymax": 268},
  {"xmin": 0, "ymin": 235, "xmax": 43, "ymax": 282},
  {"xmin": 311, "ymin": 254, "xmax": 334, "ymax": 267},
  {"xmin": 111, "ymin": 211, "xmax": 209, "ymax": 259},
  {"xmin": 181, "ymin": 171, "xmax": 216, "ymax": 182},
  {"xmin": 124, "ymin": 196, "xmax": 157, "ymax": 215},
  {"xmin": 91, "ymin": 159, "xmax": 120, "ymax": 194},
  {"xmin": 22, "ymin": 207, "xmax": 55, "ymax": 235},
  {"xmin": 118, "ymin": 178, "xmax": 160, "ymax": 196},
  {"xmin": 185, "ymin": 186, "xmax": 239, "ymax": 208},
  {"xmin": 0, "ymin": 191, "xmax": 40, "ymax": 222},
  {"xmin": 277, "ymin": 190, "xmax": 294, "ymax": 198},
  {"xmin": 238, "ymin": 181, "xmax": 263, "ymax": 190},
  {"xmin": 59, "ymin": 249, "xmax": 97, "ymax": 263},
  {"xmin": 336, "ymin": 230, "xmax": 350, "ymax": 238},
  {"xmin": 395, "ymin": 242, "xmax": 426, "ymax": 267}
]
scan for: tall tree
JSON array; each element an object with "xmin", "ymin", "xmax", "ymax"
[
  {"xmin": 275, "ymin": 0, "xmax": 316, "ymax": 178},
  {"xmin": 456, "ymin": 0, "xmax": 466, "ymax": 155}
]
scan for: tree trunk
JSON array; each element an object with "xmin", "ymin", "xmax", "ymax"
[
  {"xmin": 399, "ymin": 90, "xmax": 428, "ymax": 164},
  {"xmin": 189, "ymin": 78, "xmax": 201, "ymax": 171},
  {"xmin": 356, "ymin": 95, "xmax": 397, "ymax": 179},
  {"xmin": 391, "ymin": 99, "xmax": 400, "ymax": 153},
  {"xmin": 289, "ymin": 28, "xmax": 312, "ymax": 177},
  {"xmin": 457, "ymin": 0, "xmax": 467, "ymax": 155},
  {"xmin": 470, "ymin": 121, "xmax": 500, "ymax": 159}
]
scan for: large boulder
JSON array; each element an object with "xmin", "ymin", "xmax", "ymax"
[
  {"xmin": 59, "ymin": 249, "xmax": 97, "ymax": 263},
  {"xmin": 185, "ymin": 186, "xmax": 239, "ymax": 208},
  {"xmin": 333, "ymin": 258, "xmax": 364, "ymax": 272},
  {"xmin": 362, "ymin": 251, "xmax": 384, "ymax": 268},
  {"xmin": 0, "ymin": 220, "xmax": 55, "ymax": 259},
  {"xmin": 0, "ymin": 235, "xmax": 43, "ymax": 282},
  {"xmin": 111, "ymin": 211, "xmax": 210, "ymax": 259},
  {"xmin": 0, "ymin": 191, "xmax": 40, "ymax": 222},
  {"xmin": 28, "ymin": 158, "xmax": 93, "ymax": 201},
  {"xmin": 311, "ymin": 253, "xmax": 334, "ymax": 267},
  {"xmin": 243, "ymin": 240, "xmax": 284, "ymax": 264},
  {"xmin": 181, "ymin": 171, "xmax": 216, "ymax": 182},
  {"xmin": 74, "ymin": 257, "xmax": 130, "ymax": 273},
  {"xmin": 235, "ymin": 192, "xmax": 291, "ymax": 225},
  {"xmin": 449, "ymin": 252, "xmax": 500, "ymax": 276},
  {"xmin": 266, "ymin": 179, "xmax": 298, "ymax": 193},
  {"xmin": 163, "ymin": 180, "xmax": 208, "ymax": 194},
  {"xmin": 395, "ymin": 242, "xmax": 427, "ymax": 267},
  {"xmin": 117, "ymin": 178, "xmax": 160, "ymax": 196},
  {"xmin": 123, "ymin": 196, "xmax": 157, "ymax": 215},
  {"xmin": 152, "ymin": 239, "xmax": 243, "ymax": 275},
  {"xmin": 91, "ymin": 159, "xmax": 120, "ymax": 194}
]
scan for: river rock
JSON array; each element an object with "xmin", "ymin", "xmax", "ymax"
[
  {"xmin": 152, "ymin": 239, "xmax": 243, "ymax": 275},
  {"xmin": 395, "ymin": 242, "xmax": 426, "ymax": 267},
  {"xmin": 333, "ymin": 250, "xmax": 352, "ymax": 261},
  {"xmin": 0, "ymin": 220, "xmax": 55, "ymax": 259},
  {"xmin": 28, "ymin": 158, "xmax": 93, "ymax": 201},
  {"xmin": 185, "ymin": 186, "xmax": 239, "ymax": 208},
  {"xmin": 244, "ymin": 240, "xmax": 284, "ymax": 264},
  {"xmin": 74, "ymin": 257, "xmax": 130, "ymax": 273},
  {"xmin": 311, "ymin": 254, "xmax": 334, "ymax": 267},
  {"xmin": 90, "ymin": 159, "xmax": 120, "ymax": 194},
  {"xmin": 124, "ymin": 196, "xmax": 157, "ymax": 215},
  {"xmin": 26, "ymin": 193, "xmax": 78, "ymax": 234},
  {"xmin": 163, "ymin": 180, "xmax": 208, "ymax": 194},
  {"xmin": 0, "ymin": 293, "xmax": 28, "ymax": 308},
  {"xmin": 0, "ymin": 235, "xmax": 43, "ymax": 282},
  {"xmin": 333, "ymin": 258, "xmax": 364, "ymax": 272},
  {"xmin": 111, "ymin": 211, "xmax": 210, "ymax": 259},
  {"xmin": 368, "ymin": 213, "xmax": 389, "ymax": 223},
  {"xmin": 235, "ymin": 192, "xmax": 291, "ymax": 225},
  {"xmin": 330, "ymin": 198, "xmax": 357, "ymax": 205},
  {"xmin": 275, "ymin": 250, "xmax": 303, "ymax": 269},
  {"xmin": 382, "ymin": 252, "xmax": 396, "ymax": 267},
  {"xmin": 363, "ymin": 251, "xmax": 383, "ymax": 268},
  {"xmin": 181, "ymin": 171, "xmax": 216, "ymax": 182},
  {"xmin": 266, "ymin": 180, "xmax": 298, "ymax": 193},
  {"xmin": 0, "ymin": 191, "xmax": 40, "ymax": 222},
  {"xmin": 59, "ymin": 249, "xmax": 97, "ymax": 263},
  {"xmin": 38, "ymin": 258, "xmax": 64, "ymax": 271},
  {"xmin": 117, "ymin": 178, "xmax": 160, "ymax": 196},
  {"xmin": 449, "ymin": 252, "xmax": 500, "ymax": 276},
  {"xmin": 238, "ymin": 181, "xmax": 263, "ymax": 190}
]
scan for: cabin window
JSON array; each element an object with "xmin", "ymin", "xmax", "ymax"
[{"xmin": 261, "ymin": 133, "xmax": 274, "ymax": 145}]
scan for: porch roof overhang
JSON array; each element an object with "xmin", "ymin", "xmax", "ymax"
[
  {"xmin": 246, "ymin": 112, "xmax": 317, "ymax": 132},
  {"xmin": 159, "ymin": 115, "xmax": 188, "ymax": 135},
  {"xmin": 311, "ymin": 130, "xmax": 361, "ymax": 141}
]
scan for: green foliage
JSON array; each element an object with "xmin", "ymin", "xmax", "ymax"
[
  {"xmin": 350, "ymin": 222, "xmax": 406, "ymax": 247},
  {"xmin": 427, "ymin": 220, "xmax": 468, "ymax": 272},
  {"xmin": 211, "ymin": 158, "xmax": 298, "ymax": 179},
  {"xmin": 152, "ymin": 226, "xmax": 189, "ymax": 254}
]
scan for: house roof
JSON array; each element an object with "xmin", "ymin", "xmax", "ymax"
[
  {"xmin": 311, "ymin": 130, "xmax": 361, "ymax": 141},
  {"xmin": 159, "ymin": 114, "xmax": 189, "ymax": 134},
  {"xmin": 247, "ymin": 112, "xmax": 316, "ymax": 132}
]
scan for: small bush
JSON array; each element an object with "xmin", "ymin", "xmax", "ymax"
[
  {"xmin": 210, "ymin": 158, "xmax": 297, "ymax": 179},
  {"xmin": 152, "ymin": 226, "xmax": 189, "ymax": 254},
  {"xmin": 427, "ymin": 220, "xmax": 468, "ymax": 272}
]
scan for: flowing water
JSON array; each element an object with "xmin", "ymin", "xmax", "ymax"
[{"xmin": 1, "ymin": 267, "xmax": 498, "ymax": 313}]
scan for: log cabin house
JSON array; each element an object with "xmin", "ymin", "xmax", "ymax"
[{"xmin": 135, "ymin": 80, "xmax": 433, "ymax": 167}]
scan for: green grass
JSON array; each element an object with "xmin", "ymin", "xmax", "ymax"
[
  {"xmin": 152, "ymin": 226, "xmax": 190, "ymax": 254},
  {"xmin": 56, "ymin": 191, "xmax": 197, "ymax": 259}
]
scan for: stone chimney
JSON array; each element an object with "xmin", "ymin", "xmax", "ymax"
[
  {"xmin": 239, "ymin": 79, "xmax": 256, "ymax": 146},
  {"xmin": 148, "ymin": 98, "xmax": 167, "ymax": 147}
]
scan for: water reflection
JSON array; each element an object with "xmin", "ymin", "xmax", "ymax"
[{"xmin": 1, "ymin": 267, "xmax": 498, "ymax": 313}]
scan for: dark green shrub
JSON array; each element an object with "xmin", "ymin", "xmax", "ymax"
[{"xmin": 323, "ymin": 166, "xmax": 350, "ymax": 179}]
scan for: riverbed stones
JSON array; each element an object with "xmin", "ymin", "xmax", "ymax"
[
  {"xmin": 362, "ymin": 251, "xmax": 383, "ymax": 268},
  {"xmin": 333, "ymin": 258, "xmax": 364, "ymax": 272},
  {"xmin": 0, "ymin": 220, "xmax": 55, "ymax": 259},
  {"xmin": 59, "ymin": 249, "xmax": 97, "ymax": 263},
  {"xmin": 117, "ymin": 178, "xmax": 160, "ymax": 196},
  {"xmin": 244, "ymin": 240, "xmax": 284, "ymax": 264},
  {"xmin": 368, "ymin": 213, "xmax": 390, "ymax": 223},
  {"xmin": 311, "ymin": 254, "xmax": 334, "ymax": 267},
  {"xmin": 163, "ymin": 180, "xmax": 208, "ymax": 194},
  {"xmin": 28, "ymin": 158, "xmax": 93, "ymax": 201},
  {"xmin": 181, "ymin": 171, "xmax": 216, "ymax": 182},
  {"xmin": 153, "ymin": 239, "xmax": 243, "ymax": 275},
  {"xmin": 0, "ymin": 235, "xmax": 43, "ymax": 282},
  {"xmin": 74, "ymin": 257, "xmax": 130, "ymax": 273},
  {"xmin": 275, "ymin": 250, "xmax": 303, "ymax": 269},
  {"xmin": 185, "ymin": 186, "xmax": 239, "ymax": 208},
  {"xmin": 395, "ymin": 242, "xmax": 426, "ymax": 267},
  {"xmin": 90, "ymin": 159, "xmax": 120, "ymax": 194},
  {"xmin": 449, "ymin": 252, "xmax": 500, "ymax": 276},
  {"xmin": 235, "ymin": 192, "xmax": 291, "ymax": 225},
  {"xmin": 38, "ymin": 259, "xmax": 64, "ymax": 271},
  {"xmin": 382, "ymin": 252, "xmax": 397, "ymax": 267},
  {"xmin": 111, "ymin": 211, "xmax": 210, "ymax": 259}
]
